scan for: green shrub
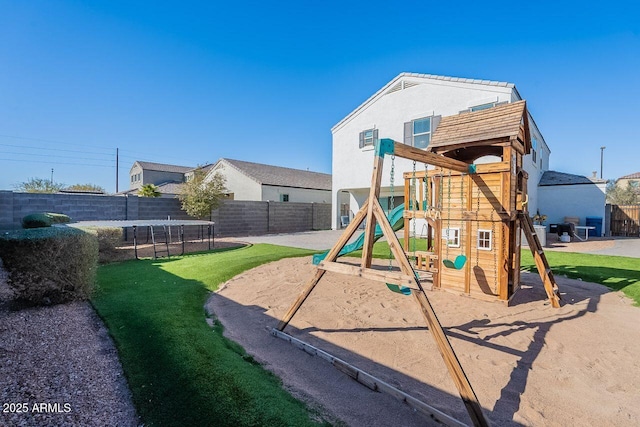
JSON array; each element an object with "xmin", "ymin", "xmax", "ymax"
[
  {"xmin": 21, "ymin": 212, "xmax": 72, "ymax": 229},
  {"xmin": 81, "ymin": 227, "xmax": 124, "ymax": 263},
  {"xmin": 46, "ymin": 213, "xmax": 72, "ymax": 224},
  {"xmin": 0, "ymin": 227, "xmax": 98, "ymax": 305},
  {"xmin": 22, "ymin": 213, "xmax": 52, "ymax": 228}
]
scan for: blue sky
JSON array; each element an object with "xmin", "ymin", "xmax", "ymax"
[{"xmin": 1, "ymin": 1, "xmax": 638, "ymax": 192}]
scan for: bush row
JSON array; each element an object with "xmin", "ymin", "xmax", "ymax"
[
  {"xmin": 0, "ymin": 227, "xmax": 98, "ymax": 305},
  {"xmin": 22, "ymin": 212, "xmax": 72, "ymax": 229}
]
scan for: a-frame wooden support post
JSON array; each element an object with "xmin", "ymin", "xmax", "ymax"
[
  {"xmin": 276, "ymin": 139, "xmax": 489, "ymax": 427},
  {"xmin": 519, "ymin": 212, "xmax": 562, "ymax": 308}
]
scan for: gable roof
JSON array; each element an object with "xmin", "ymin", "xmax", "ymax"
[
  {"xmin": 539, "ymin": 170, "xmax": 605, "ymax": 186},
  {"xmin": 135, "ymin": 161, "xmax": 193, "ymax": 174},
  {"xmin": 220, "ymin": 158, "xmax": 331, "ymax": 191},
  {"xmin": 429, "ymin": 100, "xmax": 529, "ymax": 151},
  {"xmin": 332, "ymin": 72, "xmax": 519, "ymax": 132}
]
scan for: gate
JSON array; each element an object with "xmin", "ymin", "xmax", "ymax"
[{"xmin": 610, "ymin": 205, "xmax": 640, "ymax": 236}]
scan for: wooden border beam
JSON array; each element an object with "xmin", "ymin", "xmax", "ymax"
[{"xmin": 391, "ymin": 140, "xmax": 474, "ymax": 174}]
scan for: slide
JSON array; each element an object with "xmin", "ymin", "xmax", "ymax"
[{"xmin": 312, "ymin": 204, "xmax": 405, "ymax": 265}]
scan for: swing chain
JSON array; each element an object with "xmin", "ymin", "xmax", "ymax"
[
  {"xmin": 388, "ymin": 155, "xmax": 395, "ymax": 270},
  {"xmin": 445, "ymin": 170, "xmax": 452, "ymax": 259},
  {"xmin": 424, "ymin": 163, "xmax": 429, "ymax": 210},
  {"xmin": 389, "ymin": 155, "xmax": 395, "ymax": 214},
  {"xmin": 460, "ymin": 172, "xmax": 465, "ymax": 254},
  {"xmin": 475, "ymin": 179, "xmax": 480, "ymax": 267},
  {"xmin": 411, "ymin": 161, "xmax": 417, "ymax": 254},
  {"xmin": 491, "ymin": 210, "xmax": 497, "ymax": 294}
]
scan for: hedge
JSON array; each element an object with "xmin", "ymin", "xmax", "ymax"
[
  {"xmin": 22, "ymin": 212, "xmax": 72, "ymax": 229},
  {"xmin": 0, "ymin": 226, "xmax": 98, "ymax": 305}
]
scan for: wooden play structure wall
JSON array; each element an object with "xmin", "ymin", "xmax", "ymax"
[{"xmin": 401, "ymin": 142, "xmax": 528, "ymax": 304}]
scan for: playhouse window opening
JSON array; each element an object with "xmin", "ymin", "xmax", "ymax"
[
  {"xmin": 442, "ymin": 227, "xmax": 460, "ymax": 247},
  {"xmin": 477, "ymin": 229, "xmax": 492, "ymax": 250}
]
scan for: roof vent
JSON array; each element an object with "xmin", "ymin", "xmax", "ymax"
[{"xmin": 385, "ymin": 82, "xmax": 402, "ymax": 94}]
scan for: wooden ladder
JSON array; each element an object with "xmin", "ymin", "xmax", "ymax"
[
  {"xmin": 519, "ymin": 212, "xmax": 562, "ymax": 308},
  {"xmin": 150, "ymin": 225, "xmax": 171, "ymax": 259}
]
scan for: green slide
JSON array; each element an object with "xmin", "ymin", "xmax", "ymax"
[{"xmin": 313, "ymin": 204, "xmax": 405, "ymax": 265}]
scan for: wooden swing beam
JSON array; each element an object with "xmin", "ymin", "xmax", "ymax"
[{"xmin": 276, "ymin": 139, "xmax": 489, "ymax": 427}]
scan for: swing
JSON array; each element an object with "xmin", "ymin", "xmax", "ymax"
[
  {"xmin": 385, "ymin": 155, "xmax": 412, "ymax": 296},
  {"xmin": 442, "ymin": 171, "xmax": 467, "ymax": 270}
]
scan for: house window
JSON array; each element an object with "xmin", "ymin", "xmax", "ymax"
[
  {"xmin": 413, "ymin": 118, "xmax": 431, "ymax": 149},
  {"xmin": 442, "ymin": 228, "xmax": 460, "ymax": 248},
  {"xmin": 470, "ymin": 103, "xmax": 495, "ymax": 112},
  {"xmin": 359, "ymin": 128, "xmax": 378, "ymax": 148},
  {"xmin": 477, "ymin": 229, "xmax": 492, "ymax": 251},
  {"xmin": 404, "ymin": 116, "xmax": 441, "ymax": 149},
  {"xmin": 462, "ymin": 101, "xmax": 508, "ymax": 114},
  {"xmin": 531, "ymin": 137, "xmax": 538, "ymax": 164},
  {"xmin": 280, "ymin": 194, "xmax": 289, "ymax": 202}
]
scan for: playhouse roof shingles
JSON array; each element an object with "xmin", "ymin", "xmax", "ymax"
[
  {"xmin": 430, "ymin": 100, "xmax": 527, "ymax": 149},
  {"xmin": 223, "ymin": 158, "xmax": 331, "ymax": 191}
]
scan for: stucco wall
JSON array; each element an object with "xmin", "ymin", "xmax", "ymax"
[
  {"xmin": 538, "ymin": 183, "xmax": 606, "ymax": 234},
  {"xmin": 209, "ymin": 162, "xmax": 262, "ymax": 201},
  {"xmin": 331, "ymin": 76, "xmax": 546, "ymax": 229},
  {"xmin": 262, "ymin": 185, "xmax": 330, "ymax": 203}
]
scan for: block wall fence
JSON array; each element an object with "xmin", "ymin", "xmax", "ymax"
[{"xmin": 0, "ymin": 191, "xmax": 331, "ymax": 236}]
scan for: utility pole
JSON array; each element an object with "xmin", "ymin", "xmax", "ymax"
[
  {"xmin": 51, "ymin": 168, "xmax": 54, "ymax": 184},
  {"xmin": 600, "ymin": 146, "xmax": 606, "ymax": 179},
  {"xmin": 116, "ymin": 148, "xmax": 119, "ymax": 193}
]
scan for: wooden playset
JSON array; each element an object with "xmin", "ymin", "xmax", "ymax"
[{"xmin": 273, "ymin": 101, "xmax": 561, "ymax": 427}]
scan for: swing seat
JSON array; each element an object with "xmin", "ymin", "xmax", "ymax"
[
  {"xmin": 443, "ymin": 255, "xmax": 467, "ymax": 270},
  {"xmin": 386, "ymin": 283, "xmax": 412, "ymax": 296}
]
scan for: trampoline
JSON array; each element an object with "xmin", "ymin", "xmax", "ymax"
[{"xmin": 68, "ymin": 219, "xmax": 215, "ymax": 259}]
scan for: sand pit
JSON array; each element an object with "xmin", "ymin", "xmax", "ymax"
[{"xmin": 206, "ymin": 257, "xmax": 640, "ymax": 427}]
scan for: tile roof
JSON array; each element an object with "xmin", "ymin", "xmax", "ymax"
[
  {"xmin": 221, "ymin": 158, "xmax": 331, "ymax": 191},
  {"xmin": 539, "ymin": 171, "xmax": 605, "ymax": 186},
  {"xmin": 398, "ymin": 72, "xmax": 514, "ymax": 88},
  {"xmin": 429, "ymin": 100, "xmax": 528, "ymax": 149},
  {"xmin": 332, "ymin": 72, "xmax": 518, "ymax": 132},
  {"xmin": 136, "ymin": 161, "xmax": 194, "ymax": 174},
  {"xmin": 155, "ymin": 182, "xmax": 185, "ymax": 194},
  {"xmin": 619, "ymin": 172, "xmax": 640, "ymax": 180}
]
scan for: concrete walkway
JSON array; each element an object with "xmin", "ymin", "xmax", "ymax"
[
  {"xmin": 233, "ymin": 230, "xmax": 640, "ymax": 258},
  {"xmin": 583, "ymin": 237, "xmax": 640, "ymax": 258},
  {"xmin": 233, "ymin": 229, "xmax": 357, "ymax": 251}
]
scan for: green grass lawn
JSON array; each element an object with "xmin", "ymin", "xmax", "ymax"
[
  {"xmin": 93, "ymin": 244, "xmax": 329, "ymax": 427},
  {"xmin": 93, "ymin": 239, "xmax": 640, "ymax": 426},
  {"xmin": 520, "ymin": 250, "xmax": 640, "ymax": 306}
]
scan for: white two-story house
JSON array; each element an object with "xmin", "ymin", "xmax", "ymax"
[{"xmin": 331, "ymin": 72, "xmax": 552, "ymax": 230}]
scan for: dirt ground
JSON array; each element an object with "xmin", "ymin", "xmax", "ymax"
[
  {"xmin": 101, "ymin": 238, "xmax": 244, "ymax": 262},
  {"xmin": 207, "ymin": 256, "xmax": 640, "ymax": 427}
]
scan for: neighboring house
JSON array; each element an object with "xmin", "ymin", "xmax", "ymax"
[
  {"xmin": 205, "ymin": 158, "xmax": 331, "ymax": 203},
  {"xmin": 331, "ymin": 72, "xmax": 552, "ymax": 229},
  {"xmin": 617, "ymin": 172, "xmax": 640, "ymax": 193},
  {"xmin": 129, "ymin": 161, "xmax": 193, "ymax": 191},
  {"xmin": 537, "ymin": 171, "xmax": 607, "ymax": 230}
]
